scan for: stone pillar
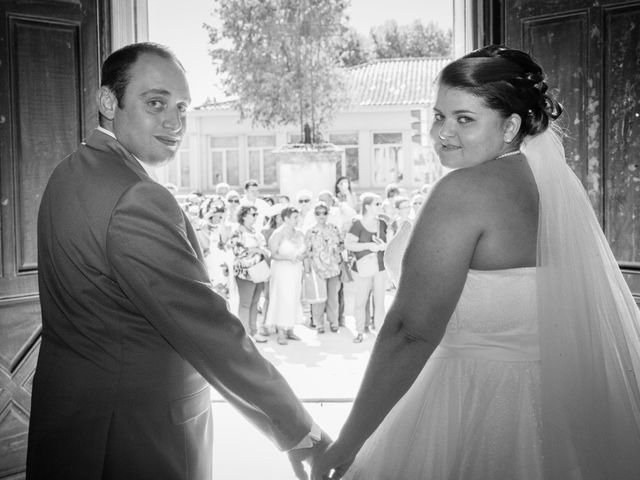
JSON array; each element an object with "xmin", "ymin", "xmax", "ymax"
[{"xmin": 269, "ymin": 143, "xmax": 343, "ymax": 200}]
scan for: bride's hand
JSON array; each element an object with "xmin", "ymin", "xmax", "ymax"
[{"xmin": 310, "ymin": 441, "xmax": 356, "ymax": 480}]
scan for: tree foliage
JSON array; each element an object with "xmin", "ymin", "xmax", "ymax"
[
  {"xmin": 335, "ymin": 26, "xmax": 371, "ymax": 67},
  {"xmin": 205, "ymin": 0, "xmax": 350, "ymax": 142},
  {"xmin": 370, "ymin": 20, "xmax": 452, "ymax": 59},
  {"xmin": 205, "ymin": 2, "xmax": 452, "ymax": 138}
]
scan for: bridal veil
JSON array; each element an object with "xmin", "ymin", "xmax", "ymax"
[{"xmin": 522, "ymin": 130, "xmax": 640, "ymax": 478}]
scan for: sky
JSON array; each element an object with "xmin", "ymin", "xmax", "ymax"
[{"xmin": 147, "ymin": 0, "xmax": 453, "ymax": 106}]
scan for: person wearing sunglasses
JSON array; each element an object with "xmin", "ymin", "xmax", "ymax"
[
  {"xmin": 304, "ymin": 202, "xmax": 344, "ymax": 334},
  {"xmin": 228, "ymin": 206, "xmax": 271, "ymax": 343},
  {"xmin": 295, "ymin": 189, "xmax": 315, "ymax": 232},
  {"xmin": 224, "ymin": 190, "xmax": 242, "ymax": 228}
]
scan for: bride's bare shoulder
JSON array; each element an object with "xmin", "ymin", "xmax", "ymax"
[
  {"xmin": 431, "ymin": 159, "xmax": 533, "ymax": 207},
  {"xmin": 428, "ymin": 165, "xmax": 496, "ymax": 209}
]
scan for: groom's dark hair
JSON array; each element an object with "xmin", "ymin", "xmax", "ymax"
[{"xmin": 99, "ymin": 42, "xmax": 184, "ymax": 125}]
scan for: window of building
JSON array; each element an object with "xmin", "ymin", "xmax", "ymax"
[
  {"xmin": 373, "ymin": 133, "xmax": 403, "ymax": 186},
  {"xmin": 166, "ymin": 147, "xmax": 191, "ymax": 190},
  {"xmin": 287, "ymin": 132, "xmax": 303, "ymax": 144},
  {"xmin": 248, "ymin": 135, "xmax": 277, "ymax": 186},
  {"xmin": 329, "ymin": 132, "xmax": 359, "ymax": 184},
  {"xmin": 412, "ymin": 144, "xmax": 443, "ymax": 187},
  {"xmin": 208, "ymin": 136, "xmax": 239, "ymax": 187}
]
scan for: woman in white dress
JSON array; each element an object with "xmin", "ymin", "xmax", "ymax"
[
  {"xmin": 312, "ymin": 45, "xmax": 640, "ymax": 480},
  {"xmin": 266, "ymin": 206, "xmax": 307, "ymax": 345}
]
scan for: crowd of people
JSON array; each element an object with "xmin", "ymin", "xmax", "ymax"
[{"xmin": 173, "ymin": 177, "xmax": 432, "ymax": 345}]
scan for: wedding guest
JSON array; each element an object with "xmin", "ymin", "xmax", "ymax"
[
  {"xmin": 262, "ymin": 194, "xmax": 275, "ymax": 207},
  {"xmin": 380, "ymin": 183, "xmax": 400, "ymax": 223},
  {"xmin": 258, "ymin": 209, "xmax": 285, "ymax": 337},
  {"xmin": 335, "ymin": 176, "xmax": 358, "ymax": 233},
  {"xmin": 384, "ymin": 196, "xmax": 413, "ymax": 286},
  {"xmin": 266, "ymin": 206, "xmax": 306, "ymax": 345},
  {"xmin": 409, "ymin": 193, "xmax": 425, "ymax": 221},
  {"xmin": 388, "ymin": 196, "xmax": 412, "ymax": 237},
  {"xmin": 224, "ymin": 190, "xmax": 241, "ymax": 229},
  {"xmin": 276, "ymin": 193, "xmax": 290, "ymax": 204},
  {"xmin": 296, "ymin": 189, "xmax": 315, "ymax": 232},
  {"xmin": 241, "ymin": 179, "xmax": 269, "ymax": 229},
  {"xmin": 419, "ymin": 182, "xmax": 433, "ymax": 197},
  {"xmin": 312, "ymin": 45, "xmax": 640, "ymax": 480},
  {"xmin": 344, "ymin": 193, "xmax": 387, "ymax": 343},
  {"xmin": 214, "ymin": 181, "xmax": 230, "ymax": 197},
  {"xmin": 335, "ymin": 176, "xmax": 358, "ymax": 327},
  {"xmin": 200, "ymin": 196, "xmax": 233, "ymax": 300},
  {"xmin": 228, "ymin": 205, "xmax": 270, "ymax": 343},
  {"xmin": 317, "ymin": 190, "xmax": 342, "ymax": 230},
  {"xmin": 304, "ymin": 202, "xmax": 343, "ymax": 333}
]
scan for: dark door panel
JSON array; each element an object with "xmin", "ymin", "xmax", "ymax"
[
  {"xmin": 501, "ymin": 0, "xmax": 640, "ymax": 297},
  {"xmin": 0, "ymin": 1, "xmax": 103, "ymax": 477}
]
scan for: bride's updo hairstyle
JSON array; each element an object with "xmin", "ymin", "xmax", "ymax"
[{"xmin": 438, "ymin": 45, "xmax": 563, "ymax": 143}]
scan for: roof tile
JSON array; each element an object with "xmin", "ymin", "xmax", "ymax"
[{"xmin": 197, "ymin": 57, "xmax": 451, "ymax": 110}]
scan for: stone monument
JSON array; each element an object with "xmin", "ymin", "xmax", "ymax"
[{"xmin": 270, "ymin": 142, "xmax": 343, "ymax": 200}]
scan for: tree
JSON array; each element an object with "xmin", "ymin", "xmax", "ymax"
[
  {"xmin": 370, "ymin": 19, "xmax": 452, "ymax": 59},
  {"xmin": 405, "ymin": 20, "xmax": 451, "ymax": 58},
  {"xmin": 336, "ymin": 26, "xmax": 370, "ymax": 67},
  {"xmin": 204, "ymin": 0, "xmax": 351, "ymax": 143}
]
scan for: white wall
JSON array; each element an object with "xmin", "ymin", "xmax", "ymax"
[{"xmin": 157, "ymin": 105, "xmax": 443, "ymax": 193}]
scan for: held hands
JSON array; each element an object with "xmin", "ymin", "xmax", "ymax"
[
  {"xmin": 310, "ymin": 440, "xmax": 356, "ymax": 480},
  {"xmin": 287, "ymin": 429, "xmax": 332, "ymax": 480}
]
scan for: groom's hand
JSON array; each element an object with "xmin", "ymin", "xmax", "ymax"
[
  {"xmin": 287, "ymin": 429, "xmax": 332, "ymax": 480},
  {"xmin": 310, "ymin": 440, "xmax": 356, "ymax": 480}
]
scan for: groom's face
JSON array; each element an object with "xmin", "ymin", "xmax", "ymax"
[{"xmin": 112, "ymin": 53, "xmax": 191, "ymax": 166}]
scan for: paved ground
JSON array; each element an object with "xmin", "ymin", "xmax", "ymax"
[{"xmin": 212, "ymin": 284, "xmax": 396, "ymax": 479}]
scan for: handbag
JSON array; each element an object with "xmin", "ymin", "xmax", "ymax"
[
  {"xmin": 302, "ymin": 271, "xmax": 328, "ymax": 304},
  {"xmin": 340, "ymin": 260, "xmax": 353, "ymax": 283},
  {"xmin": 247, "ymin": 259, "xmax": 270, "ymax": 283},
  {"xmin": 355, "ymin": 253, "xmax": 379, "ymax": 277}
]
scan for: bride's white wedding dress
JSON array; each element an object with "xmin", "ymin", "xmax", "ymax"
[
  {"xmin": 345, "ymin": 267, "xmax": 542, "ymax": 479},
  {"xmin": 345, "ymin": 131, "xmax": 640, "ymax": 479}
]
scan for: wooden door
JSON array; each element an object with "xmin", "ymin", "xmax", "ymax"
[
  {"xmin": 0, "ymin": 1, "xmax": 105, "ymax": 477},
  {"xmin": 500, "ymin": 0, "xmax": 640, "ymax": 299}
]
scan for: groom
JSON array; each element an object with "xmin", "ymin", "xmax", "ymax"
[{"xmin": 26, "ymin": 42, "xmax": 328, "ymax": 479}]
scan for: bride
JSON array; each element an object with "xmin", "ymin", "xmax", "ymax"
[{"xmin": 312, "ymin": 45, "xmax": 640, "ymax": 480}]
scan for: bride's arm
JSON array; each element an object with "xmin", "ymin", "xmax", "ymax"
[{"xmin": 312, "ymin": 170, "xmax": 486, "ymax": 478}]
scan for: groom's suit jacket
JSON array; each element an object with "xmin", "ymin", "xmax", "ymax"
[{"xmin": 27, "ymin": 130, "xmax": 312, "ymax": 480}]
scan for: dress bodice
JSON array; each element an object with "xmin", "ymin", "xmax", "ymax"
[
  {"xmin": 277, "ymin": 235, "xmax": 305, "ymax": 259},
  {"xmin": 435, "ymin": 268, "xmax": 539, "ymax": 362}
]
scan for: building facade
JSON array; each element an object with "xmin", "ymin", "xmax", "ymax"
[{"xmin": 157, "ymin": 57, "xmax": 451, "ymax": 195}]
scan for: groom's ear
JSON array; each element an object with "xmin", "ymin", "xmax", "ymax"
[{"xmin": 97, "ymin": 86, "xmax": 117, "ymax": 121}]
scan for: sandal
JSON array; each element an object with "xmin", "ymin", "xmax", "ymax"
[{"xmin": 286, "ymin": 330, "xmax": 301, "ymax": 341}]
